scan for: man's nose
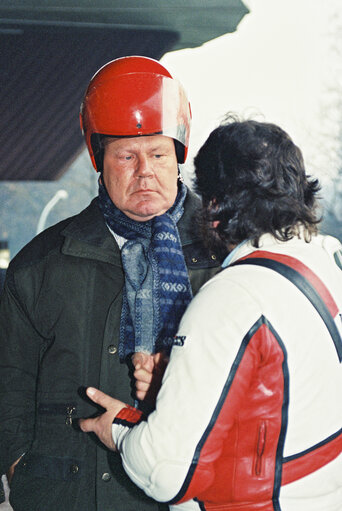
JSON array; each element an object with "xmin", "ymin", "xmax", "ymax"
[{"xmin": 136, "ymin": 155, "xmax": 153, "ymax": 178}]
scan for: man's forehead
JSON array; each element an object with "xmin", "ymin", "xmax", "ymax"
[{"xmin": 104, "ymin": 135, "xmax": 174, "ymax": 151}]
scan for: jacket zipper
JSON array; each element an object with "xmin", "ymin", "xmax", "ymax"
[
  {"xmin": 65, "ymin": 405, "xmax": 76, "ymax": 426},
  {"xmin": 255, "ymin": 421, "xmax": 267, "ymax": 476}
]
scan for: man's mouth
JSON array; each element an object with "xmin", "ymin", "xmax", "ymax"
[{"xmin": 134, "ymin": 189, "xmax": 156, "ymax": 194}]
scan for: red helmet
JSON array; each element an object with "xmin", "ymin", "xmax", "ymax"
[{"xmin": 80, "ymin": 56, "xmax": 192, "ymax": 171}]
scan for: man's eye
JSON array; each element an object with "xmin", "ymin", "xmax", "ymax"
[
  {"xmin": 154, "ymin": 154, "xmax": 163, "ymax": 159},
  {"xmin": 117, "ymin": 154, "xmax": 132, "ymax": 161}
]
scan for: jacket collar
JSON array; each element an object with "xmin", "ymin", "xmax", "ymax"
[
  {"xmin": 223, "ymin": 232, "xmax": 313, "ymax": 267},
  {"xmin": 60, "ymin": 189, "xmax": 203, "ymax": 265},
  {"xmin": 177, "ymin": 188, "xmax": 204, "ymax": 245},
  {"xmin": 61, "ymin": 198, "xmax": 122, "ymax": 266}
]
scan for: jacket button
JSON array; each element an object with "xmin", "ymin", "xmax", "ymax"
[
  {"xmin": 211, "ymin": 254, "xmax": 217, "ymax": 260},
  {"xmin": 191, "ymin": 257, "xmax": 198, "ymax": 263},
  {"xmin": 102, "ymin": 472, "xmax": 111, "ymax": 482},
  {"xmin": 70, "ymin": 464, "xmax": 79, "ymax": 474},
  {"xmin": 108, "ymin": 345, "xmax": 117, "ymax": 355}
]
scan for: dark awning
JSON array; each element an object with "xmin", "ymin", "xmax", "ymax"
[{"xmin": 0, "ymin": 1, "xmax": 248, "ymax": 180}]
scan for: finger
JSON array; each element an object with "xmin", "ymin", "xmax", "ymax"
[
  {"xmin": 79, "ymin": 414, "xmax": 116, "ymax": 451},
  {"xmin": 133, "ymin": 368, "xmax": 153, "ymax": 384},
  {"xmin": 86, "ymin": 387, "xmax": 120, "ymax": 410},
  {"xmin": 135, "ymin": 380, "xmax": 150, "ymax": 392},
  {"xmin": 135, "ymin": 389, "xmax": 148, "ymax": 401},
  {"xmin": 79, "ymin": 416, "xmax": 98, "ymax": 433}
]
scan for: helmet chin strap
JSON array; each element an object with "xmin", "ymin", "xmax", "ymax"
[
  {"xmin": 177, "ymin": 167, "xmax": 184, "ymax": 183},
  {"xmin": 174, "ymin": 139, "xmax": 185, "ymax": 163}
]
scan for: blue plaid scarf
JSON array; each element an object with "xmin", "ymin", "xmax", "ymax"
[{"xmin": 98, "ymin": 179, "xmax": 193, "ymax": 360}]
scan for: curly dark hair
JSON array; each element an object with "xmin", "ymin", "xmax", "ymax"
[{"xmin": 194, "ymin": 115, "xmax": 321, "ymax": 249}]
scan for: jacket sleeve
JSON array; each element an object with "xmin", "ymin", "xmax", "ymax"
[
  {"xmin": 112, "ymin": 275, "xmax": 261, "ymax": 503},
  {"xmin": 0, "ymin": 275, "xmax": 42, "ymax": 475}
]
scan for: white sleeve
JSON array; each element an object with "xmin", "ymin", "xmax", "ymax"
[{"xmin": 111, "ymin": 274, "xmax": 261, "ymax": 502}]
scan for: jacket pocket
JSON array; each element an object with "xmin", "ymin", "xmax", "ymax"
[
  {"xmin": 9, "ymin": 453, "xmax": 87, "ymax": 511},
  {"xmin": 38, "ymin": 401, "xmax": 77, "ymax": 426},
  {"xmin": 33, "ymin": 402, "xmax": 87, "ymax": 459},
  {"xmin": 12, "ymin": 452, "xmax": 82, "ymax": 481}
]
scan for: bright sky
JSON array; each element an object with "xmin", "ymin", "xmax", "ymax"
[{"xmin": 161, "ymin": 0, "xmax": 342, "ymax": 188}]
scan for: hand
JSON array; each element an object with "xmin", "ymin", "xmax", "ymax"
[
  {"xmin": 132, "ymin": 351, "xmax": 169, "ymax": 404},
  {"xmin": 79, "ymin": 387, "xmax": 126, "ymax": 451}
]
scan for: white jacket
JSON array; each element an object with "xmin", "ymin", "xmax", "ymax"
[{"xmin": 112, "ymin": 234, "xmax": 342, "ymax": 511}]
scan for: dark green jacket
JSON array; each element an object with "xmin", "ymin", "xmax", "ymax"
[{"xmin": 0, "ymin": 192, "xmax": 220, "ymax": 511}]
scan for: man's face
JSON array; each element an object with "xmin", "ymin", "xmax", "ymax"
[{"xmin": 102, "ymin": 135, "xmax": 179, "ymax": 222}]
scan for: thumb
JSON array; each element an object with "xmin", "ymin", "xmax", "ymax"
[
  {"xmin": 86, "ymin": 387, "xmax": 115, "ymax": 410},
  {"xmin": 153, "ymin": 351, "xmax": 168, "ymax": 364},
  {"xmin": 153, "ymin": 351, "xmax": 169, "ymax": 371}
]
